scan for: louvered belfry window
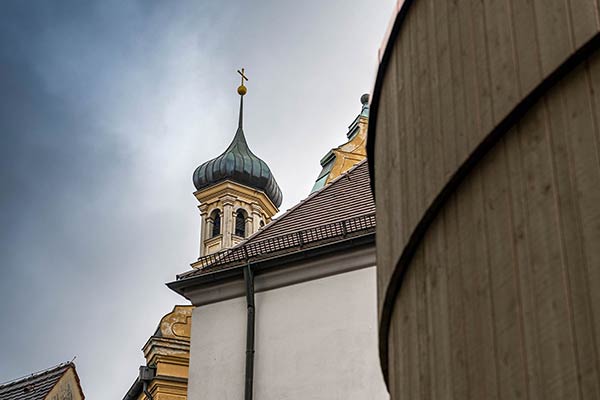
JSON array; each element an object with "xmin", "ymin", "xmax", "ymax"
[
  {"xmin": 235, "ymin": 209, "xmax": 247, "ymax": 237},
  {"xmin": 211, "ymin": 211, "xmax": 221, "ymax": 237}
]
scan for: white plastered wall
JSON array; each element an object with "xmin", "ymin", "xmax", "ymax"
[{"xmin": 187, "ymin": 266, "xmax": 389, "ymax": 400}]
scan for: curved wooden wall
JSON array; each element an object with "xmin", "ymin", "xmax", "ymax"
[{"xmin": 369, "ymin": 0, "xmax": 600, "ymax": 398}]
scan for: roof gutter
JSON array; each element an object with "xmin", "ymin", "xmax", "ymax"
[
  {"xmin": 123, "ymin": 378, "xmax": 142, "ymax": 400},
  {"xmin": 122, "ymin": 366, "xmax": 156, "ymax": 400}
]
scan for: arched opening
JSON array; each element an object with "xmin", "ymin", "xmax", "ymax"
[
  {"xmin": 235, "ymin": 209, "xmax": 247, "ymax": 237},
  {"xmin": 211, "ymin": 210, "xmax": 221, "ymax": 238}
]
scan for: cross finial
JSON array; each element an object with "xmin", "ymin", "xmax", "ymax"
[
  {"xmin": 237, "ymin": 68, "xmax": 248, "ymax": 96},
  {"xmin": 238, "ymin": 68, "xmax": 248, "ymax": 84}
]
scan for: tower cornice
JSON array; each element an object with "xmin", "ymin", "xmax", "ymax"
[{"xmin": 193, "ymin": 180, "xmax": 279, "ymax": 217}]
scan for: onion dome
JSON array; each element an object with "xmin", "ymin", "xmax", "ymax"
[{"xmin": 192, "ymin": 71, "xmax": 283, "ymax": 208}]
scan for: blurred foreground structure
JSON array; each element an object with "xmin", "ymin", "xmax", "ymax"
[{"xmin": 368, "ymin": 1, "xmax": 600, "ymax": 399}]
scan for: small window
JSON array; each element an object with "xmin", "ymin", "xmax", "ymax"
[
  {"xmin": 235, "ymin": 209, "xmax": 247, "ymax": 237},
  {"xmin": 260, "ymin": 220, "xmax": 265, "ymax": 228},
  {"xmin": 211, "ymin": 210, "xmax": 221, "ymax": 238}
]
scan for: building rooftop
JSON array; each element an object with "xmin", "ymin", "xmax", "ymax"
[{"xmin": 0, "ymin": 362, "xmax": 80, "ymax": 400}]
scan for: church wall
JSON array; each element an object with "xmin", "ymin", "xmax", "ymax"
[
  {"xmin": 187, "ymin": 266, "xmax": 388, "ymax": 399},
  {"xmin": 371, "ymin": 0, "xmax": 600, "ymax": 398}
]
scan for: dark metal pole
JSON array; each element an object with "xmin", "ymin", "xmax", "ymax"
[
  {"xmin": 243, "ymin": 263, "xmax": 255, "ymax": 400},
  {"xmin": 142, "ymin": 381, "xmax": 153, "ymax": 400}
]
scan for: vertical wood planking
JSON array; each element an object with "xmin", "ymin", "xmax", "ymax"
[
  {"xmin": 556, "ymin": 66, "xmax": 600, "ymax": 398},
  {"xmin": 518, "ymin": 96, "xmax": 579, "ymax": 400},
  {"xmin": 479, "ymin": 138, "xmax": 528, "ymax": 400},
  {"xmin": 443, "ymin": 197, "xmax": 469, "ymax": 399},
  {"xmin": 434, "ymin": 0, "xmax": 455, "ymax": 182},
  {"xmin": 531, "ymin": 0, "xmax": 572, "ymax": 76},
  {"xmin": 503, "ymin": 123, "xmax": 544, "ymax": 400},
  {"xmin": 507, "ymin": 0, "xmax": 543, "ymax": 97},
  {"xmin": 583, "ymin": 54, "xmax": 600, "ymax": 391},
  {"xmin": 566, "ymin": 0, "xmax": 600, "ymax": 49},
  {"xmin": 482, "ymin": 0, "xmax": 519, "ymax": 126},
  {"xmin": 447, "ymin": 1, "xmax": 469, "ymax": 161}
]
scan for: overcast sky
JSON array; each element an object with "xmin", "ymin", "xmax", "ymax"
[{"xmin": 0, "ymin": 1, "xmax": 394, "ymax": 398}]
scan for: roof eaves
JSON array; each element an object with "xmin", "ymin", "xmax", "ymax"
[
  {"xmin": 167, "ymin": 230, "xmax": 375, "ymax": 298},
  {"xmin": 123, "ymin": 377, "xmax": 142, "ymax": 400},
  {"xmin": 175, "ymin": 210, "xmax": 375, "ymax": 281}
]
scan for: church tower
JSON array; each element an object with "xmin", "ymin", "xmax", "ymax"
[
  {"xmin": 192, "ymin": 69, "xmax": 283, "ymax": 256},
  {"xmin": 311, "ymin": 94, "xmax": 370, "ymax": 191}
]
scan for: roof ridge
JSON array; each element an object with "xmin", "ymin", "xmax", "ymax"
[{"xmin": 0, "ymin": 361, "xmax": 73, "ymax": 388}]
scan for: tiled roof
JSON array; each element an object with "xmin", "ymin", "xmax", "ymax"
[
  {"xmin": 0, "ymin": 362, "xmax": 73, "ymax": 400},
  {"xmin": 177, "ymin": 159, "xmax": 374, "ymax": 280},
  {"xmin": 249, "ymin": 159, "xmax": 374, "ymax": 241}
]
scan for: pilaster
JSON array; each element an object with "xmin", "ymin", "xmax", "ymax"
[
  {"xmin": 221, "ymin": 196, "xmax": 236, "ymax": 248},
  {"xmin": 251, "ymin": 203, "xmax": 263, "ymax": 233},
  {"xmin": 198, "ymin": 206, "xmax": 208, "ymax": 257},
  {"xmin": 245, "ymin": 216, "xmax": 252, "ymax": 237}
]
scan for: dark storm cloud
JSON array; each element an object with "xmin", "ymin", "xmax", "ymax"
[
  {"xmin": 0, "ymin": 1, "xmax": 131, "ymax": 283},
  {"xmin": 0, "ymin": 0, "xmax": 154, "ymax": 393},
  {"xmin": 0, "ymin": 0, "xmax": 129, "ymax": 377}
]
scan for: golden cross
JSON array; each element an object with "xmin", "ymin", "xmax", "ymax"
[{"xmin": 237, "ymin": 68, "xmax": 249, "ymax": 85}]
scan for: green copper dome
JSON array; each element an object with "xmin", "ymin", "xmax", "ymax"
[{"xmin": 192, "ymin": 95, "xmax": 283, "ymax": 208}]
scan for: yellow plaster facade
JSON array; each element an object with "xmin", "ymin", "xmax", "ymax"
[
  {"xmin": 311, "ymin": 95, "xmax": 369, "ymax": 192},
  {"xmin": 47, "ymin": 367, "xmax": 85, "ymax": 400},
  {"xmin": 136, "ymin": 305, "xmax": 192, "ymax": 400},
  {"xmin": 324, "ymin": 114, "xmax": 368, "ymax": 185}
]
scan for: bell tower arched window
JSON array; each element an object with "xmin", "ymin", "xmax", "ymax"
[
  {"xmin": 211, "ymin": 210, "xmax": 221, "ymax": 238},
  {"xmin": 235, "ymin": 209, "xmax": 247, "ymax": 237}
]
